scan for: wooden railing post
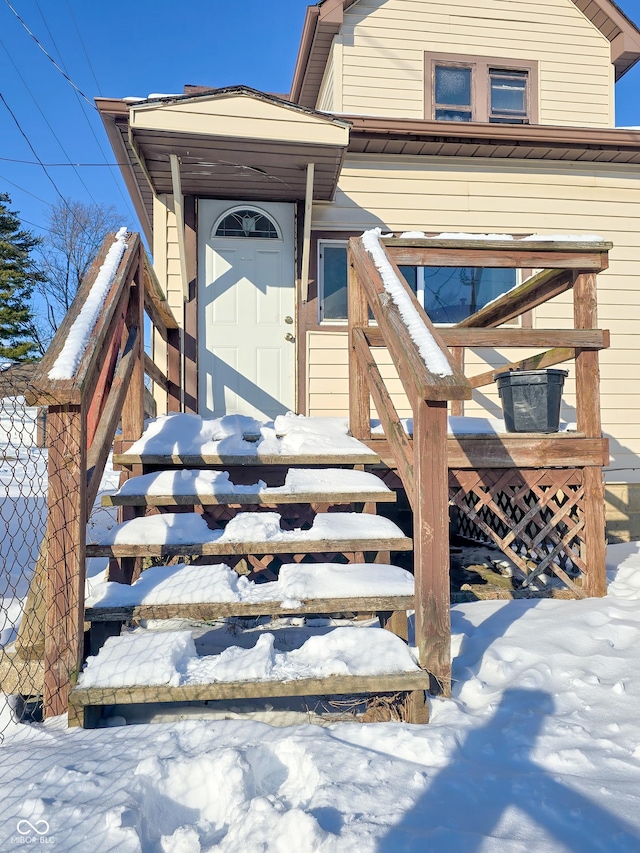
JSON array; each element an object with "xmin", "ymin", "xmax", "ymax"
[
  {"xmin": 573, "ymin": 271, "xmax": 607, "ymax": 597},
  {"xmin": 348, "ymin": 248, "xmax": 371, "ymax": 440},
  {"xmin": 414, "ymin": 398, "xmax": 451, "ymax": 696},
  {"xmin": 450, "ymin": 347, "xmax": 465, "ymax": 417},
  {"xmin": 115, "ymin": 247, "xmax": 146, "ymax": 585},
  {"xmin": 43, "ymin": 403, "xmax": 87, "ymax": 718}
]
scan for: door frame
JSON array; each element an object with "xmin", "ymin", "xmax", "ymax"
[{"xmin": 197, "ymin": 199, "xmax": 297, "ymax": 419}]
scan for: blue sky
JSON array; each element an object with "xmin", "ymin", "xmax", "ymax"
[{"xmin": 1, "ymin": 0, "xmax": 639, "ymax": 240}]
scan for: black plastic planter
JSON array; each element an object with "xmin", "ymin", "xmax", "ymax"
[{"xmin": 495, "ymin": 368, "xmax": 568, "ymax": 433}]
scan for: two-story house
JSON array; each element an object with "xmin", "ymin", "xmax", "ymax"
[{"xmin": 97, "ymin": 0, "xmax": 640, "ymax": 540}]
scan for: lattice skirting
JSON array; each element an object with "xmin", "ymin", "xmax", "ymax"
[{"xmin": 449, "ymin": 468, "xmax": 586, "ymax": 595}]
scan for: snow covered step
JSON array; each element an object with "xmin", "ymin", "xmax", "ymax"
[
  {"xmin": 68, "ymin": 626, "xmax": 430, "ymax": 728},
  {"xmin": 85, "ymin": 562, "xmax": 415, "ymax": 622},
  {"xmin": 114, "ymin": 412, "xmax": 379, "ymax": 468},
  {"xmin": 103, "ymin": 468, "xmax": 396, "ymax": 507},
  {"xmin": 86, "ymin": 511, "xmax": 413, "ymax": 558}
]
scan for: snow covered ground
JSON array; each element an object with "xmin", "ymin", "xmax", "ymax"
[{"xmin": 2, "ymin": 544, "xmax": 640, "ymax": 851}]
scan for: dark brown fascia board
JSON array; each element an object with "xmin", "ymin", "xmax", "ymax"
[
  {"xmin": 95, "ymin": 98, "xmax": 153, "ymax": 245},
  {"xmin": 290, "ymin": 0, "xmax": 640, "ymax": 106},
  {"xmin": 573, "ymin": 0, "xmax": 640, "ymax": 78},
  {"xmin": 345, "ymin": 115, "xmax": 640, "ymax": 151}
]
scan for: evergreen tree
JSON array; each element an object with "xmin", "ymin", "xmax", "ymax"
[{"xmin": 0, "ymin": 193, "xmax": 43, "ymax": 361}]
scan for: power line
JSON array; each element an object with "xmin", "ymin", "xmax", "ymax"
[
  {"xmin": 0, "ymin": 35, "xmax": 98, "ymax": 205},
  {"xmin": 0, "ymin": 173, "xmax": 54, "ymax": 206},
  {"xmin": 3, "ymin": 2, "xmax": 139, "ymax": 225},
  {"xmin": 2, "ymin": 0, "xmax": 97, "ymax": 109},
  {"xmin": 0, "ymin": 90, "xmax": 70, "ymax": 206},
  {"xmin": 0, "ymin": 156, "xmax": 126, "ymax": 166},
  {"xmin": 64, "ymin": 0, "xmax": 102, "ymax": 96}
]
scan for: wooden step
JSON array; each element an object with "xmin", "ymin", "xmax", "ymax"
[
  {"xmin": 114, "ymin": 449, "xmax": 380, "ymax": 468},
  {"xmin": 68, "ymin": 625, "xmax": 429, "ymax": 727},
  {"xmin": 86, "ymin": 511, "xmax": 413, "ymax": 558},
  {"xmin": 85, "ymin": 561, "xmax": 415, "ymax": 622},
  {"xmin": 114, "ymin": 415, "xmax": 379, "ymax": 469},
  {"xmin": 102, "ymin": 467, "xmax": 396, "ymax": 507},
  {"xmin": 68, "ymin": 672, "xmax": 431, "ymax": 728}
]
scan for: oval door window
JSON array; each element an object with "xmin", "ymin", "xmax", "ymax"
[{"xmin": 214, "ymin": 208, "xmax": 280, "ymax": 239}]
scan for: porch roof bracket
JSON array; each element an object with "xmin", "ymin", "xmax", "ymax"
[
  {"xmin": 301, "ymin": 162, "xmax": 315, "ymax": 303},
  {"xmin": 169, "ymin": 153, "xmax": 190, "ymax": 302}
]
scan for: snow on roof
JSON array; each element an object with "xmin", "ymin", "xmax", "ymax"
[
  {"xmin": 48, "ymin": 228, "xmax": 128, "ymax": 381},
  {"xmin": 362, "ymin": 228, "xmax": 453, "ymax": 378}
]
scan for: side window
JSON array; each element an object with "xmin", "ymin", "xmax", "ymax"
[{"xmin": 317, "ymin": 242, "xmax": 518, "ymax": 324}]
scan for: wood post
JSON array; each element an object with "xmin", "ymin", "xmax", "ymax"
[
  {"xmin": 167, "ymin": 327, "xmax": 182, "ymax": 412},
  {"xmin": 348, "ymin": 251, "xmax": 371, "ymax": 440},
  {"xmin": 450, "ymin": 347, "xmax": 465, "ymax": 417},
  {"xmin": 43, "ymin": 404, "xmax": 87, "ymax": 718},
  {"xmin": 573, "ymin": 271, "xmax": 607, "ymax": 597},
  {"xmin": 413, "ymin": 398, "xmax": 451, "ymax": 696}
]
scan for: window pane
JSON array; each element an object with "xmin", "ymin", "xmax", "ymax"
[
  {"xmin": 398, "ymin": 265, "xmax": 418, "ymax": 292},
  {"xmin": 435, "ymin": 66, "xmax": 471, "ymax": 106},
  {"xmin": 490, "ymin": 70, "xmax": 527, "ymax": 115},
  {"xmin": 435, "ymin": 108, "xmax": 472, "ymax": 122},
  {"xmin": 321, "ymin": 245, "xmax": 348, "ymax": 320},
  {"xmin": 216, "ymin": 209, "xmax": 278, "ymax": 238},
  {"xmin": 422, "ymin": 267, "xmax": 517, "ymax": 323}
]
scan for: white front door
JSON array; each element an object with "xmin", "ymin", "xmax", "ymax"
[{"xmin": 198, "ymin": 200, "xmax": 296, "ymax": 420}]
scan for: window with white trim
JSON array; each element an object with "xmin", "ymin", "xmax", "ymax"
[{"xmin": 318, "ymin": 240, "xmax": 517, "ymax": 324}]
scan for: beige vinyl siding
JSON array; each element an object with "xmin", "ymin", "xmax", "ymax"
[
  {"xmin": 307, "ymin": 332, "xmax": 411, "ymax": 419},
  {"xmin": 338, "ymin": 0, "xmax": 612, "ymax": 126},
  {"xmin": 309, "ymin": 154, "xmax": 640, "ymax": 482},
  {"xmin": 152, "ymin": 194, "xmax": 184, "ymax": 415}
]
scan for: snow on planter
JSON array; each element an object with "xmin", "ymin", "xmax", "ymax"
[
  {"xmin": 361, "ymin": 228, "xmax": 453, "ymax": 378},
  {"xmin": 77, "ymin": 626, "xmax": 420, "ymax": 688},
  {"xmin": 48, "ymin": 228, "xmax": 129, "ymax": 381}
]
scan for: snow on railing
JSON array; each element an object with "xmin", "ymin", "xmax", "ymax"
[{"xmin": 48, "ymin": 227, "xmax": 128, "ymax": 381}]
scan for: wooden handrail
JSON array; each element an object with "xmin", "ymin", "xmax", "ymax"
[
  {"xmin": 30, "ymin": 233, "xmax": 141, "ymax": 405},
  {"xmin": 348, "ymin": 236, "xmax": 471, "ymax": 404},
  {"xmin": 32, "ymin": 231, "xmax": 180, "ymax": 719}
]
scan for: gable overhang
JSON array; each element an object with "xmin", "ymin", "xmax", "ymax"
[
  {"xmin": 290, "ymin": 0, "xmax": 640, "ymax": 108},
  {"xmin": 97, "ymin": 87, "xmax": 350, "ymax": 232},
  {"xmin": 346, "ymin": 115, "xmax": 640, "ymax": 165}
]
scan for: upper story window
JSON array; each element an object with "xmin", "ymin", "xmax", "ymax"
[{"xmin": 427, "ymin": 52, "xmax": 538, "ymax": 124}]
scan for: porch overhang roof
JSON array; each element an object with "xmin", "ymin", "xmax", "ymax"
[{"xmin": 96, "ymin": 87, "xmax": 350, "ymax": 238}]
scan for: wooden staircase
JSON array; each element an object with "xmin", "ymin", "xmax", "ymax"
[{"xmin": 70, "ymin": 434, "xmax": 430, "ymax": 727}]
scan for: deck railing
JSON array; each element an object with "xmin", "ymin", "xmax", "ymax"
[
  {"xmin": 27, "ymin": 231, "xmax": 180, "ymax": 718},
  {"xmin": 347, "ymin": 233, "xmax": 612, "ymax": 696},
  {"xmin": 348, "ymin": 233, "xmax": 471, "ymax": 696}
]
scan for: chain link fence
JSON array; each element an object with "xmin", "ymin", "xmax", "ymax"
[
  {"xmin": 0, "ymin": 366, "xmax": 119, "ymax": 740},
  {"xmin": 0, "ymin": 368, "xmax": 47, "ymax": 739}
]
